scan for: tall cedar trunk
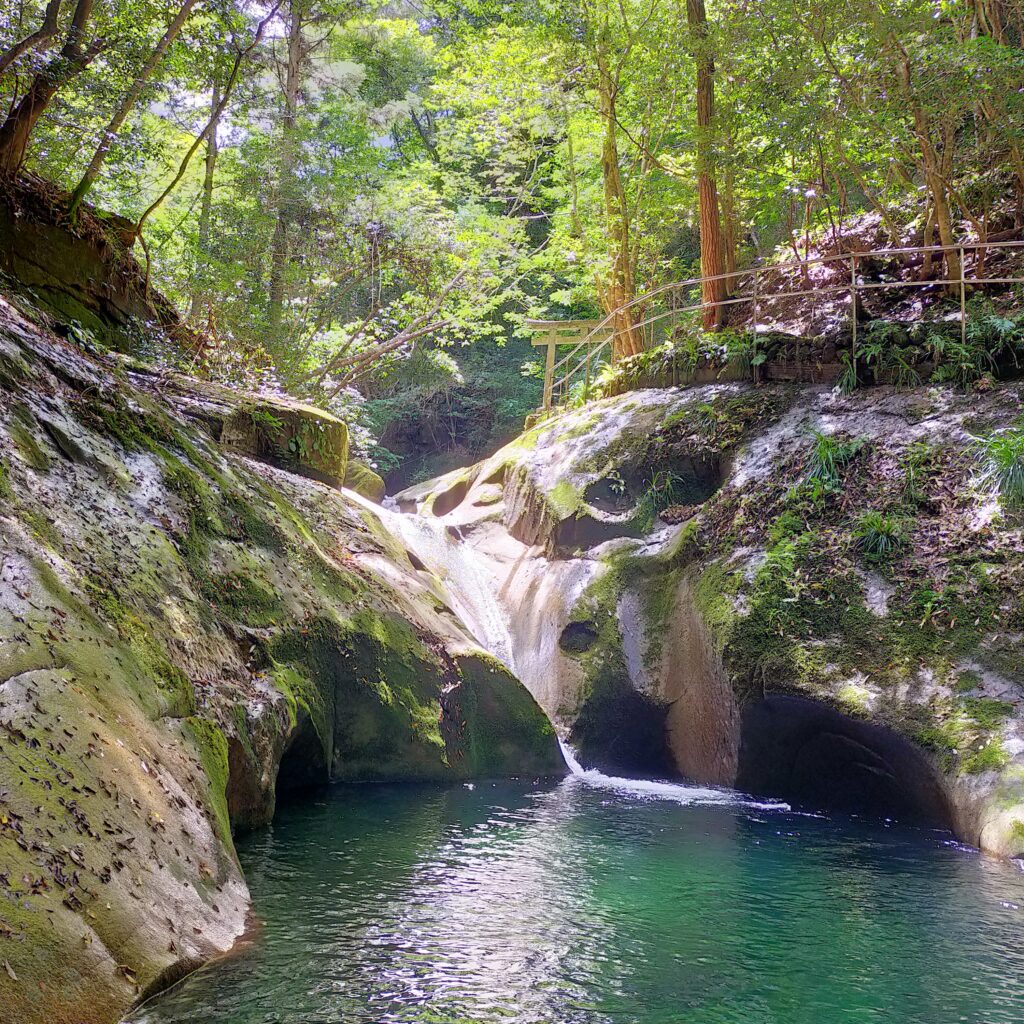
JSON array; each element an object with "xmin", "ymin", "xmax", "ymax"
[
  {"xmin": 686, "ymin": 0, "xmax": 726, "ymax": 329},
  {"xmin": 268, "ymin": 0, "xmax": 305, "ymax": 343},
  {"xmin": 597, "ymin": 53, "xmax": 642, "ymax": 362},
  {"xmin": 722, "ymin": 155, "xmax": 738, "ymax": 276},
  {"xmin": 68, "ymin": 0, "xmax": 199, "ymax": 216},
  {"xmin": 190, "ymin": 81, "xmax": 222, "ymax": 319},
  {"xmin": 0, "ymin": 0, "xmax": 97, "ymax": 175}
]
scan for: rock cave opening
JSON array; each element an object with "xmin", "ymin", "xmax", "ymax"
[
  {"xmin": 275, "ymin": 715, "xmax": 330, "ymax": 801},
  {"xmin": 570, "ymin": 683, "xmax": 674, "ymax": 778},
  {"xmin": 736, "ymin": 695, "xmax": 955, "ymax": 828},
  {"xmin": 584, "ymin": 453, "xmax": 724, "ymax": 515}
]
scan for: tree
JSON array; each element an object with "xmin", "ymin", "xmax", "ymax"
[
  {"xmin": 0, "ymin": 0, "xmax": 102, "ymax": 174},
  {"xmin": 0, "ymin": 0, "xmax": 63, "ymax": 77},
  {"xmin": 67, "ymin": 0, "xmax": 202, "ymax": 217},
  {"xmin": 686, "ymin": 0, "xmax": 726, "ymax": 329}
]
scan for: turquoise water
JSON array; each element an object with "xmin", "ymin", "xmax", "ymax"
[{"xmin": 129, "ymin": 774, "xmax": 1024, "ymax": 1024}]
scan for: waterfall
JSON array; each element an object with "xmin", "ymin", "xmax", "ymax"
[
  {"xmin": 356, "ymin": 492, "xmax": 788, "ymax": 812},
  {"xmin": 363, "ymin": 498, "xmax": 517, "ymax": 672},
  {"xmin": 558, "ymin": 737, "xmax": 788, "ymax": 810}
]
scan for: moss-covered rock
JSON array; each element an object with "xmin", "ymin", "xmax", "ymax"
[
  {"xmin": 0, "ymin": 290, "xmax": 562, "ymax": 1024},
  {"xmin": 345, "ymin": 459, "xmax": 386, "ymax": 502},
  {"xmin": 404, "ymin": 380, "xmax": 1024, "ymax": 856}
]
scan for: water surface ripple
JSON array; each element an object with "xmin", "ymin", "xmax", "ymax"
[{"xmin": 129, "ymin": 776, "xmax": 1024, "ymax": 1024}]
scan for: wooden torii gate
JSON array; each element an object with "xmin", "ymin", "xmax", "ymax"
[{"xmin": 527, "ymin": 319, "xmax": 613, "ymax": 409}]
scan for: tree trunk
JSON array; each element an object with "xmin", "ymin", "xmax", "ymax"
[
  {"xmin": 190, "ymin": 81, "xmax": 222, "ymax": 319},
  {"xmin": 0, "ymin": 0, "xmax": 63, "ymax": 77},
  {"xmin": 686, "ymin": 0, "xmax": 726, "ymax": 330},
  {"xmin": 0, "ymin": 0, "xmax": 97, "ymax": 175},
  {"xmin": 268, "ymin": 0, "xmax": 306, "ymax": 344},
  {"xmin": 897, "ymin": 51, "xmax": 962, "ymax": 286},
  {"xmin": 68, "ymin": 0, "xmax": 199, "ymax": 217},
  {"xmin": 722, "ymin": 155, "xmax": 738, "ymax": 276},
  {"xmin": 597, "ymin": 54, "xmax": 642, "ymax": 362}
]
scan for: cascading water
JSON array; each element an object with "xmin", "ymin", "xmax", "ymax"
[
  {"xmin": 558, "ymin": 737, "xmax": 788, "ymax": 810},
  {"xmin": 361, "ymin": 493, "xmax": 788, "ymax": 811},
  {"xmin": 365, "ymin": 498, "xmax": 517, "ymax": 671}
]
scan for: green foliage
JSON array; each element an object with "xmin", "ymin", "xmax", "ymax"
[
  {"xmin": 974, "ymin": 430, "xmax": 1024, "ymax": 509},
  {"xmin": 635, "ymin": 469, "xmax": 688, "ymax": 529},
  {"xmin": 853, "ymin": 511, "xmax": 906, "ymax": 562},
  {"xmin": 3, "ymin": 0, "xmax": 1024, "ymax": 448},
  {"xmin": 806, "ymin": 432, "xmax": 863, "ymax": 490}
]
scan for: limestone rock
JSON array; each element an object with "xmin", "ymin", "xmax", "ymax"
[{"xmin": 399, "ymin": 381, "xmax": 1024, "ymax": 858}]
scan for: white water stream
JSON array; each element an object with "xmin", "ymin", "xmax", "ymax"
[
  {"xmin": 357, "ymin": 493, "xmax": 788, "ymax": 811},
  {"xmin": 373, "ymin": 502, "xmax": 517, "ymax": 671},
  {"xmin": 557, "ymin": 738, "xmax": 787, "ymax": 809}
]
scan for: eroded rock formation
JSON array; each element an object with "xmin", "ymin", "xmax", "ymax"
[
  {"xmin": 0, "ymin": 292, "xmax": 562, "ymax": 1024},
  {"xmin": 398, "ymin": 381, "xmax": 1024, "ymax": 857}
]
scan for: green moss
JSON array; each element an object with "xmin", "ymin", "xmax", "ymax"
[
  {"xmin": 182, "ymin": 716, "xmax": 234, "ymax": 850},
  {"xmin": 768, "ymin": 510, "xmax": 805, "ymax": 545},
  {"xmin": 548, "ymin": 479, "xmax": 584, "ymax": 518},
  {"xmin": 269, "ymin": 610, "xmax": 452, "ymax": 781},
  {"xmin": 837, "ymin": 683, "xmax": 871, "ymax": 717},
  {"xmin": 640, "ymin": 568, "xmax": 681, "ymax": 666},
  {"xmin": 230, "ymin": 702, "xmax": 258, "ymax": 767},
  {"xmin": 92, "ymin": 398, "xmax": 172, "ymax": 455},
  {"xmin": 913, "ymin": 713, "xmax": 970, "ymax": 772},
  {"xmin": 0, "ymin": 458, "xmax": 12, "ymax": 500},
  {"xmin": 270, "ymin": 663, "xmax": 330, "ymax": 749},
  {"xmin": 0, "ymin": 346, "xmax": 30, "ymax": 387},
  {"xmin": 20, "ymin": 508, "xmax": 59, "ymax": 547},
  {"xmin": 84, "ymin": 578, "xmax": 197, "ymax": 717},
  {"xmin": 345, "ymin": 460, "xmax": 386, "ymax": 502},
  {"xmin": 692, "ymin": 559, "xmax": 742, "ymax": 641},
  {"xmin": 954, "ymin": 670, "xmax": 982, "ymax": 693},
  {"xmin": 9, "ymin": 408, "xmax": 50, "ymax": 471},
  {"xmin": 201, "ymin": 570, "xmax": 283, "ymax": 627},
  {"xmin": 962, "ymin": 740, "xmax": 1010, "ymax": 774},
  {"xmin": 446, "ymin": 654, "xmax": 560, "ymax": 776},
  {"xmin": 961, "ymin": 697, "xmax": 1014, "ymax": 729},
  {"xmin": 222, "ymin": 492, "xmax": 287, "ymax": 553}
]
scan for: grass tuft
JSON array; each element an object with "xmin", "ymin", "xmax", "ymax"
[{"xmin": 974, "ymin": 430, "xmax": 1024, "ymax": 508}]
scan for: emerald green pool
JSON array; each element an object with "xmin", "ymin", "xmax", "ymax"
[{"xmin": 129, "ymin": 774, "xmax": 1024, "ymax": 1023}]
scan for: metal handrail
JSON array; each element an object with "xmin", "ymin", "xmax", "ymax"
[{"xmin": 547, "ymin": 238, "xmax": 1024, "ymax": 408}]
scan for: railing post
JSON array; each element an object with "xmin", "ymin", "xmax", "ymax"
[
  {"xmin": 543, "ymin": 336, "xmax": 555, "ymax": 410},
  {"xmin": 959, "ymin": 245, "xmax": 967, "ymax": 346},
  {"xmin": 583, "ymin": 343, "xmax": 592, "ymax": 402},
  {"xmin": 850, "ymin": 253, "xmax": 858, "ymax": 364},
  {"xmin": 751, "ymin": 268, "xmax": 760, "ymax": 384}
]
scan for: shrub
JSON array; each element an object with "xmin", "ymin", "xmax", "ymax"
[{"xmin": 853, "ymin": 510, "xmax": 906, "ymax": 561}]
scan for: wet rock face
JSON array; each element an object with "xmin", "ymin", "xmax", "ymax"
[
  {"xmin": 0, "ymin": 293, "xmax": 563, "ymax": 1024},
  {"xmin": 398, "ymin": 381, "xmax": 1024, "ymax": 855}
]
